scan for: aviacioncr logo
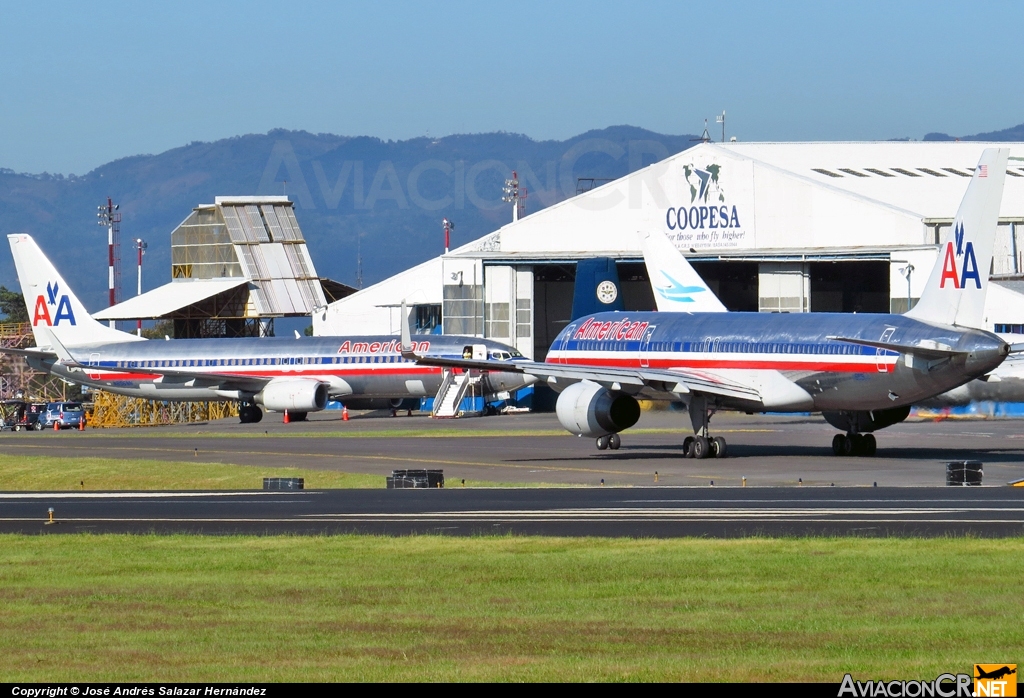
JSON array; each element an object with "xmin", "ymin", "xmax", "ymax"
[
  {"xmin": 32, "ymin": 281, "xmax": 76, "ymax": 326},
  {"xmin": 938, "ymin": 222, "xmax": 982, "ymax": 290}
]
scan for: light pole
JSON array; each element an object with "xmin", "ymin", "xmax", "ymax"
[
  {"xmin": 442, "ymin": 218, "xmax": 454, "ymax": 254},
  {"xmin": 135, "ymin": 238, "xmax": 147, "ymax": 336},
  {"xmin": 96, "ymin": 198, "xmax": 121, "ymax": 328},
  {"xmin": 899, "ymin": 264, "xmax": 915, "ymax": 312}
]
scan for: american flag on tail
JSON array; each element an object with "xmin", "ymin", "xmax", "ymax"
[{"xmin": 978, "ymin": 164, "xmax": 988, "ymax": 178}]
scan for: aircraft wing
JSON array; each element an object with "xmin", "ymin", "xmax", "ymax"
[
  {"xmin": 404, "ymin": 352, "xmax": 762, "ymax": 402},
  {"xmin": 43, "ymin": 329, "xmax": 279, "ymax": 394},
  {"xmin": 397, "ymin": 300, "xmax": 761, "ymax": 402},
  {"xmin": 0, "ymin": 346, "xmax": 57, "ymax": 359}
]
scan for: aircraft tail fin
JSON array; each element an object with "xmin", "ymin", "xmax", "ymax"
[
  {"xmin": 906, "ymin": 148, "xmax": 1009, "ymax": 328},
  {"xmin": 571, "ymin": 258, "xmax": 624, "ymax": 321},
  {"xmin": 638, "ymin": 230, "xmax": 727, "ymax": 312},
  {"xmin": 7, "ymin": 233, "xmax": 144, "ymax": 348}
]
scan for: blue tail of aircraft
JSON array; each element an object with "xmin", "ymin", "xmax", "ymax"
[{"xmin": 571, "ymin": 258, "xmax": 624, "ymax": 321}]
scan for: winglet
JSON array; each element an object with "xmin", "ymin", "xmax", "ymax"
[{"xmin": 400, "ymin": 300, "xmax": 418, "ymax": 359}]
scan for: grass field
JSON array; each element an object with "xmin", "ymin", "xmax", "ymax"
[
  {"xmin": 1, "ymin": 535, "xmax": 1022, "ymax": 681},
  {"xmin": 0, "ymin": 454, "xmax": 547, "ymax": 490}
]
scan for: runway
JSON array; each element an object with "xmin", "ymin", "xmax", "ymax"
[
  {"xmin": 3, "ymin": 486, "xmax": 1024, "ymax": 537},
  {"xmin": 4, "ymin": 410, "xmax": 1024, "ymax": 487}
]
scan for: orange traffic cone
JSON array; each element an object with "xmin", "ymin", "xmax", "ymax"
[
  {"xmin": 78, "ymin": 418, "xmax": 85, "ymax": 431},
  {"xmin": 283, "ymin": 410, "xmax": 290, "ymax": 424},
  {"xmin": 54, "ymin": 420, "xmax": 59, "ymax": 432},
  {"xmin": 342, "ymin": 405, "xmax": 349, "ymax": 421}
]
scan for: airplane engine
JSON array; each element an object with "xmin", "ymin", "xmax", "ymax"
[
  {"xmin": 255, "ymin": 379, "xmax": 329, "ymax": 413},
  {"xmin": 555, "ymin": 380, "xmax": 640, "ymax": 438},
  {"xmin": 822, "ymin": 405, "xmax": 911, "ymax": 433}
]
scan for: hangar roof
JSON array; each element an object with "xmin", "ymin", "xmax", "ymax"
[
  {"xmin": 93, "ymin": 278, "xmax": 248, "ymax": 320},
  {"xmin": 445, "ymin": 141, "xmax": 1024, "ymax": 260}
]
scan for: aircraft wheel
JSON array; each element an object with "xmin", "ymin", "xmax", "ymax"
[
  {"xmin": 596, "ymin": 435, "xmax": 610, "ymax": 450},
  {"xmin": 862, "ymin": 433, "xmax": 877, "ymax": 457},
  {"xmin": 693, "ymin": 435, "xmax": 711, "ymax": 459},
  {"xmin": 831, "ymin": 433, "xmax": 845, "ymax": 456},
  {"xmin": 840, "ymin": 434, "xmax": 855, "ymax": 456},
  {"xmin": 252, "ymin": 406, "xmax": 263, "ymax": 423},
  {"xmin": 712, "ymin": 436, "xmax": 727, "ymax": 459},
  {"xmin": 682, "ymin": 436, "xmax": 695, "ymax": 458},
  {"xmin": 608, "ymin": 433, "xmax": 621, "ymax": 450},
  {"xmin": 290, "ymin": 411, "xmax": 308, "ymax": 422},
  {"xmin": 238, "ymin": 406, "xmax": 252, "ymax": 424}
]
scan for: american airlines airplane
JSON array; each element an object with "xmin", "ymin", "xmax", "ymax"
[
  {"xmin": 3, "ymin": 234, "xmax": 531, "ymax": 423},
  {"xmin": 406, "ymin": 148, "xmax": 1015, "ymax": 458}
]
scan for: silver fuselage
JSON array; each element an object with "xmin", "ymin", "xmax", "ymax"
[{"xmin": 29, "ymin": 334, "xmax": 528, "ymax": 402}]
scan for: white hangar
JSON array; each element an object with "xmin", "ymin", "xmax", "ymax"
[{"xmin": 313, "ymin": 141, "xmax": 1024, "ymax": 359}]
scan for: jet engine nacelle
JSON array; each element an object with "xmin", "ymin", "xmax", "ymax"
[
  {"xmin": 822, "ymin": 406, "xmax": 911, "ymax": 433},
  {"xmin": 255, "ymin": 379, "xmax": 329, "ymax": 413},
  {"xmin": 555, "ymin": 380, "xmax": 641, "ymax": 438}
]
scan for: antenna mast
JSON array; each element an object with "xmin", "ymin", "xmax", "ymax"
[{"xmin": 96, "ymin": 197, "xmax": 121, "ymax": 328}]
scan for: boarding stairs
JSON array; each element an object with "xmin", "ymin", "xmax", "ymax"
[{"xmin": 432, "ymin": 369, "xmax": 476, "ymax": 418}]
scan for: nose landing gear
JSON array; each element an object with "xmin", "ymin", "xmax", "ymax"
[{"xmin": 831, "ymin": 432, "xmax": 876, "ymax": 457}]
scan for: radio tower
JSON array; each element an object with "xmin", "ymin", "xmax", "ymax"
[{"xmin": 97, "ymin": 197, "xmax": 121, "ymax": 328}]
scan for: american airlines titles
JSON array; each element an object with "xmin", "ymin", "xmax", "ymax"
[
  {"xmin": 337, "ymin": 339, "xmax": 431, "ymax": 354},
  {"xmin": 573, "ymin": 317, "xmax": 649, "ymax": 341}
]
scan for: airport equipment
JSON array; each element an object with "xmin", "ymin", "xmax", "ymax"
[
  {"xmin": 406, "ymin": 150, "xmax": 1018, "ymax": 458},
  {"xmin": 387, "ymin": 470, "xmax": 444, "ymax": 488},
  {"xmin": 87, "ymin": 390, "xmax": 237, "ymax": 427},
  {"xmin": 263, "ymin": 478, "xmax": 304, "ymax": 491},
  {"xmin": 946, "ymin": 461, "xmax": 983, "ymax": 486}
]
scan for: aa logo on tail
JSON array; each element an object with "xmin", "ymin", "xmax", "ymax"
[
  {"xmin": 939, "ymin": 222, "xmax": 982, "ymax": 290},
  {"xmin": 32, "ymin": 281, "xmax": 76, "ymax": 326}
]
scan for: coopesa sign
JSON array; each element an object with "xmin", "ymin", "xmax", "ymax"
[{"xmin": 665, "ymin": 204, "xmax": 740, "ymax": 231}]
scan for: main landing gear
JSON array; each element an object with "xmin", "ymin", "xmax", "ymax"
[
  {"xmin": 238, "ymin": 402, "xmax": 263, "ymax": 424},
  {"xmin": 684, "ymin": 395, "xmax": 727, "ymax": 459},
  {"xmin": 595, "ymin": 433, "xmax": 621, "ymax": 450},
  {"xmin": 831, "ymin": 432, "xmax": 876, "ymax": 457}
]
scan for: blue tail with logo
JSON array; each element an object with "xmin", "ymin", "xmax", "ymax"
[{"xmin": 571, "ymin": 258, "xmax": 624, "ymax": 321}]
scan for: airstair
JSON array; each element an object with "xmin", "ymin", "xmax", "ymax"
[{"xmin": 431, "ymin": 369, "xmax": 476, "ymax": 418}]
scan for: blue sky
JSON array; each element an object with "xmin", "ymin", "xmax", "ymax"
[{"xmin": 1, "ymin": 0, "xmax": 1022, "ymax": 174}]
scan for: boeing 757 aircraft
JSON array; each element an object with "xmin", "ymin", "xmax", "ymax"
[
  {"xmin": 406, "ymin": 148, "xmax": 1014, "ymax": 458},
  {"xmin": 4, "ymin": 234, "xmax": 531, "ymax": 423}
]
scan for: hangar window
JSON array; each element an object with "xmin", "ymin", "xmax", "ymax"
[
  {"xmin": 942, "ymin": 167, "xmax": 971, "ymax": 177},
  {"xmin": 864, "ymin": 168, "xmax": 895, "ymax": 177},
  {"xmin": 838, "ymin": 168, "xmax": 869, "ymax": 177},
  {"xmin": 996, "ymin": 324, "xmax": 1024, "ymax": 333},
  {"xmin": 812, "ymin": 168, "xmax": 843, "ymax": 178},
  {"xmin": 890, "ymin": 168, "xmax": 921, "ymax": 177},
  {"xmin": 917, "ymin": 168, "xmax": 946, "ymax": 177},
  {"xmin": 1006, "ymin": 170, "xmax": 1024, "ymax": 178}
]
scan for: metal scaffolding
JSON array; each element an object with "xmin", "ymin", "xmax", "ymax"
[{"xmin": 87, "ymin": 389, "xmax": 238, "ymax": 428}]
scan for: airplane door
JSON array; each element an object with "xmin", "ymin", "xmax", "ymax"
[
  {"xmin": 88, "ymin": 352, "xmax": 101, "ymax": 380},
  {"xmin": 876, "ymin": 327, "xmax": 895, "ymax": 373},
  {"xmin": 558, "ymin": 324, "xmax": 576, "ymax": 365},
  {"xmin": 639, "ymin": 326, "xmax": 656, "ymax": 368}
]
